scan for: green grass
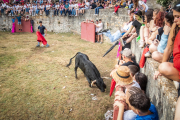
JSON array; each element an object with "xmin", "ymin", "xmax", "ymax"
[{"xmin": 0, "ymin": 31, "xmax": 117, "ymax": 120}]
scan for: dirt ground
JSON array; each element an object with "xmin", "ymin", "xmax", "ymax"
[{"xmin": 0, "ymin": 31, "xmax": 118, "ymax": 120}]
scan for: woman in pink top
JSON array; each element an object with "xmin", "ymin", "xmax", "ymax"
[{"xmin": 60, "ymin": 3, "xmax": 65, "ymax": 15}]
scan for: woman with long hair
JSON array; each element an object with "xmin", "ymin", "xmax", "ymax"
[
  {"xmin": 147, "ymin": 11, "xmax": 174, "ymax": 62},
  {"xmin": 154, "ymin": 3, "xmax": 180, "ymax": 83}
]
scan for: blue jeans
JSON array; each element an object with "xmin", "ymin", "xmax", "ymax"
[
  {"xmin": 103, "ymin": 30, "xmax": 123, "ymax": 43},
  {"xmin": 1, "ymin": 9, "xmax": 4, "ymax": 14},
  {"xmin": 68, "ymin": 9, "xmax": 72, "ymax": 15},
  {"xmin": 95, "ymin": 7, "xmax": 103, "ymax": 14},
  {"xmin": 26, "ymin": 8, "xmax": 29, "ymax": 13},
  {"xmin": 40, "ymin": 0, "xmax": 43, "ymax": 4},
  {"xmin": 60, "ymin": 9, "xmax": 65, "ymax": 15},
  {"xmin": 36, "ymin": 9, "xmax": 39, "ymax": 14},
  {"xmin": 157, "ymin": 33, "xmax": 168, "ymax": 53},
  {"xmin": 11, "ymin": 10, "xmax": 14, "ymax": 15},
  {"xmin": 71, "ymin": 9, "xmax": 76, "ymax": 15},
  {"xmin": 129, "ymin": 3, "xmax": 133, "ymax": 9},
  {"xmin": 54, "ymin": 9, "xmax": 59, "ymax": 15},
  {"xmin": 45, "ymin": 10, "xmax": 49, "ymax": 16}
]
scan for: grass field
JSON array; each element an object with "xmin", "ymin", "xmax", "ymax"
[{"xmin": 0, "ymin": 31, "xmax": 117, "ymax": 120}]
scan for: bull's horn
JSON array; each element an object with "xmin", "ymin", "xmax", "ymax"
[{"xmin": 91, "ymin": 80, "xmax": 96, "ymax": 87}]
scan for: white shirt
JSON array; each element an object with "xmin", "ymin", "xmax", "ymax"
[
  {"xmin": 46, "ymin": 5, "xmax": 50, "ymax": 9},
  {"xmin": 123, "ymin": 21, "xmax": 133, "ymax": 31},
  {"xmin": 85, "ymin": 2, "xmax": 90, "ymax": 9},
  {"xmin": 96, "ymin": 24, "xmax": 99, "ymax": 32},
  {"xmin": 138, "ymin": 1, "xmax": 148, "ymax": 11},
  {"xmin": 97, "ymin": 22, "xmax": 103, "ymax": 32},
  {"xmin": 55, "ymin": 5, "xmax": 59, "ymax": 9},
  {"xmin": 125, "ymin": 80, "xmax": 141, "ymax": 93},
  {"xmin": 15, "ymin": 5, "xmax": 19, "ymax": 9},
  {"xmin": 74, "ymin": 4, "xmax": 78, "ymax": 9},
  {"xmin": 40, "ymin": 5, "xmax": 44, "ymax": 9},
  {"xmin": 2, "ymin": 3, "xmax": 6, "ymax": 8},
  {"xmin": 23, "ymin": 5, "xmax": 26, "ymax": 9},
  {"xmin": 123, "ymin": 110, "xmax": 137, "ymax": 120}
]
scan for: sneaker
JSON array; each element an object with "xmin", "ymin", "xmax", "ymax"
[
  {"xmin": 36, "ymin": 45, "xmax": 40, "ymax": 47},
  {"xmin": 145, "ymin": 51, "xmax": 151, "ymax": 57},
  {"xmin": 46, "ymin": 44, "xmax": 50, "ymax": 47},
  {"xmin": 100, "ymin": 42, "xmax": 102, "ymax": 44},
  {"xmin": 95, "ymin": 41, "xmax": 99, "ymax": 43}
]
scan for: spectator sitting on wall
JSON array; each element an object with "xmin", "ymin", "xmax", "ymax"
[
  {"xmin": 64, "ymin": 2, "xmax": 69, "ymax": 16},
  {"xmin": 154, "ymin": 3, "xmax": 180, "ymax": 93},
  {"xmin": 79, "ymin": 1, "xmax": 85, "ymax": 15},
  {"xmin": 113, "ymin": 2, "xmax": 120, "ymax": 15},
  {"xmin": 121, "ymin": 10, "xmax": 143, "ymax": 46},
  {"xmin": 85, "ymin": 0, "xmax": 90, "ymax": 9},
  {"xmin": 90, "ymin": 1, "xmax": 97, "ymax": 9},
  {"xmin": 131, "ymin": 0, "xmax": 148, "ymax": 12},
  {"xmin": 45, "ymin": 2, "xmax": 50, "ymax": 16},
  {"xmin": 100, "ymin": 13, "xmax": 134, "ymax": 43},
  {"xmin": 146, "ymin": 11, "xmax": 174, "ymax": 61},
  {"xmin": 94, "ymin": 2, "xmax": 104, "ymax": 15}
]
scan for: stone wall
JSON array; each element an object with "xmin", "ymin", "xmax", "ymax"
[{"xmin": 1, "ymin": 5, "xmax": 178, "ymax": 120}]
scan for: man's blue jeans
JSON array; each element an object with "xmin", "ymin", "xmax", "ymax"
[
  {"xmin": 54, "ymin": 9, "xmax": 59, "ymax": 15},
  {"xmin": 36, "ymin": 9, "xmax": 39, "ymax": 14},
  {"xmin": 129, "ymin": 3, "xmax": 134, "ymax": 9},
  {"xmin": 103, "ymin": 30, "xmax": 123, "ymax": 43},
  {"xmin": 95, "ymin": 7, "xmax": 103, "ymax": 14},
  {"xmin": 60, "ymin": 9, "xmax": 65, "ymax": 15},
  {"xmin": 71, "ymin": 9, "xmax": 76, "ymax": 15},
  {"xmin": 45, "ymin": 10, "xmax": 49, "ymax": 16},
  {"xmin": 1, "ymin": 9, "xmax": 4, "ymax": 14}
]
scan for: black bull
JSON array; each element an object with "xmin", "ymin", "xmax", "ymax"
[{"xmin": 66, "ymin": 52, "xmax": 106, "ymax": 92}]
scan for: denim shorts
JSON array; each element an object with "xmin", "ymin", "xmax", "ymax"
[{"xmin": 18, "ymin": 21, "xmax": 21, "ymax": 25}]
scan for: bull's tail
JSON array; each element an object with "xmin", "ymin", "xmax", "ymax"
[{"xmin": 66, "ymin": 52, "xmax": 80, "ymax": 67}]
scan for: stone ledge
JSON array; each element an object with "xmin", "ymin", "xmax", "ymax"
[{"xmin": 131, "ymin": 38, "xmax": 178, "ymax": 120}]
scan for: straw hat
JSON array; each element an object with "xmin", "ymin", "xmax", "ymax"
[{"xmin": 112, "ymin": 66, "xmax": 133, "ymax": 86}]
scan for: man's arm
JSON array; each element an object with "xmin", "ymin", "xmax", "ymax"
[{"xmin": 45, "ymin": 28, "xmax": 47, "ymax": 36}]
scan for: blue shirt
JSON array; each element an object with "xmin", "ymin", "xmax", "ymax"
[
  {"xmin": 17, "ymin": 16, "xmax": 21, "ymax": 22},
  {"xmin": 157, "ymin": 33, "xmax": 169, "ymax": 53},
  {"xmin": 136, "ymin": 103, "xmax": 159, "ymax": 120},
  {"xmin": 12, "ymin": 18, "xmax": 16, "ymax": 23},
  {"xmin": 38, "ymin": 25, "xmax": 46, "ymax": 35}
]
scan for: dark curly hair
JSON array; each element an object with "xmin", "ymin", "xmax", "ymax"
[
  {"xmin": 129, "ymin": 93, "xmax": 151, "ymax": 113},
  {"xmin": 154, "ymin": 11, "xmax": 165, "ymax": 27},
  {"xmin": 145, "ymin": 10, "xmax": 153, "ymax": 23},
  {"xmin": 172, "ymin": 2, "xmax": 180, "ymax": 44}
]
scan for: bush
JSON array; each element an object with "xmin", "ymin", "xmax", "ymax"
[{"xmin": 157, "ymin": 0, "xmax": 171, "ymax": 7}]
